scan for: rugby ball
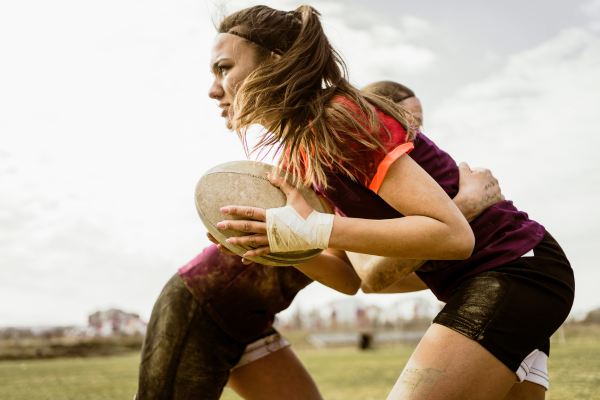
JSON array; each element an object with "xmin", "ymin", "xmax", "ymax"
[{"xmin": 195, "ymin": 161, "xmax": 326, "ymax": 266}]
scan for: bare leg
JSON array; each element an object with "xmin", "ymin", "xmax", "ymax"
[
  {"xmin": 227, "ymin": 346, "xmax": 323, "ymax": 400},
  {"xmin": 503, "ymin": 381, "xmax": 545, "ymax": 400},
  {"xmin": 387, "ymin": 324, "xmax": 517, "ymax": 400}
]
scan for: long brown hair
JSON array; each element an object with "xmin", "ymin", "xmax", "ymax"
[{"xmin": 218, "ymin": 5, "xmax": 416, "ymax": 189}]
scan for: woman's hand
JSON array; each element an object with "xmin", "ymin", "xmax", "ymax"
[
  {"xmin": 453, "ymin": 162, "xmax": 505, "ymax": 223},
  {"xmin": 206, "ymin": 232, "xmax": 253, "ymax": 264},
  {"xmin": 215, "ymin": 173, "xmax": 316, "ymax": 258}
]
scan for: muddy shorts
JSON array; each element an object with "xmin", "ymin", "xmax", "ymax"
[
  {"xmin": 136, "ymin": 273, "xmax": 287, "ymax": 400},
  {"xmin": 433, "ymin": 232, "xmax": 574, "ymax": 389}
]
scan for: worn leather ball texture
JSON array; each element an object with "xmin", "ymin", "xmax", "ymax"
[{"xmin": 195, "ymin": 160, "xmax": 326, "ymax": 266}]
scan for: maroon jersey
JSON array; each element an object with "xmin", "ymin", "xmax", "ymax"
[
  {"xmin": 178, "ymin": 245, "xmax": 313, "ymax": 342},
  {"xmin": 316, "ymin": 97, "xmax": 545, "ymax": 302}
]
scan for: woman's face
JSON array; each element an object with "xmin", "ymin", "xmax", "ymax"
[
  {"xmin": 398, "ymin": 96, "xmax": 423, "ymax": 126},
  {"xmin": 208, "ymin": 33, "xmax": 261, "ymax": 129}
]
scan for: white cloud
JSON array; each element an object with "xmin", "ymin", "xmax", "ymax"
[
  {"xmin": 321, "ymin": 11, "xmax": 436, "ymax": 85},
  {"xmin": 0, "ymin": 0, "xmax": 248, "ymax": 326},
  {"xmin": 581, "ymin": 0, "xmax": 600, "ymax": 17},
  {"xmin": 334, "ymin": 24, "xmax": 437, "ymax": 78},
  {"xmin": 428, "ymin": 26, "xmax": 600, "ymax": 315}
]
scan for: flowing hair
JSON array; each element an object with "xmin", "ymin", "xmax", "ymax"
[{"xmin": 218, "ymin": 5, "xmax": 416, "ymax": 189}]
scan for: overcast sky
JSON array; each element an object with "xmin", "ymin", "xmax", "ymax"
[{"xmin": 1, "ymin": 0, "xmax": 599, "ymax": 327}]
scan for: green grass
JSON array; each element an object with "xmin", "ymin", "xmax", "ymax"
[
  {"xmin": 0, "ymin": 355, "xmax": 139, "ymax": 400},
  {"xmin": 222, "ymin": 346, "xmax": 415, "ymax": 400},
  {"xmin": 1, "ymin": 338, "xmax": 599, "ymax": 400},
  {"xmin": 546, "ymin": 338, "xmax": 600, "ymax": 400}
]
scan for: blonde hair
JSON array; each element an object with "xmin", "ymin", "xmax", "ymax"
[{"xmin": 219, "ymin": 5, "xmax": 416, "ymax": 189}]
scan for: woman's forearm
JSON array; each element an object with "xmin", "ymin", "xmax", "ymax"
[
  {"xmin": 347, "ymin": 251, "xmax": 425, "ymax": 292},
  {"xmin": 346, "ymin": 163, "xmax": 504, "ymax": 291},
  {"xmin": 329, "ymin": 214, "xmax": 474, "ymax": 260},
  {"xmin": 361, "ymin": 272, "xmax": 429, "ymax": 294},
  {"xmin": 294, "ymin": 251, "xmax": 361, "ymax": 295},
  {"xmin": 220, "ymin": 158, "xmax": 475, "ymax": 261},
  {"xmin": 328, "ymin": 155, "xmax": 474, "ymax": 260},
  {"xmin": 351, "ymin": 192, "xmax": 486, "ymax": 291}
]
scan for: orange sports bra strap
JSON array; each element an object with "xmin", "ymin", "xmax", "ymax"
[{"xmin": 368, "ymin": 142, "xmax": 415, "ymax": 194}]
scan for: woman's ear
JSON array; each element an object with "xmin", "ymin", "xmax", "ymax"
[{"xmin": 269, "ymin": 52, "xmax": 282, "ymax": 63}]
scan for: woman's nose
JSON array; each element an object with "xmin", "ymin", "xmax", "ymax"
[{"xmin": 208, "ymin": 80, "xmax": 223, "ymax": 100}]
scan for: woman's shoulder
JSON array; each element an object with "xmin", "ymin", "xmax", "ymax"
[
  {"xmin": 321, "ymin": 94, "xmax": 414, "ymax": 187},
  {"xmin": 327, "ymin": 95, "xmax": 410, "ymax": 147}
]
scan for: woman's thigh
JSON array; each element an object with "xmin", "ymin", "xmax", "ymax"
[
  {"xmin": 387, "ymin": 324, "xmax": 516, "ymax": 400},
  {"xmin": 227, "ymin": 346, "xmax": 323, "ymax": 400},
  {"xmin": 137, "ymin": 273, "xmax": 246, "ymax": 400},
  {"xmin": 503, "ymin": 381, "xmax": 545, "ymax": 400},
  {"xmin": 388, "ymin": 233, "xmax": 572, "ymax": 400}
]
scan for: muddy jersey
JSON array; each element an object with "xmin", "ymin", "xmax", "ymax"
[
  {"xmin": 178, "ymin": 245, "xmax": 313, "ymax": 343},
  {"xmin": 315, "ymin": 96, "xmax": 545, "ymax": 302}
]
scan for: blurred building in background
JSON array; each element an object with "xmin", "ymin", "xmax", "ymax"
[
  {"xmin": 276, "ymin": 297, "xmax": 443, "ymax": 333},
  {"xmin": 88, "ymin": 309, "xmax": 147, "ymax": 336}
]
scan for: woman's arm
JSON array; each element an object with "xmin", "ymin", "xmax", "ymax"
[
  {"xmin": 208, "ymin": 196, "xmax": 361, "ymax": 296},
  {"xmin": 294, "ymin": 248, "xmax": 360, "ymax": 295},
  {"xmin": 207, "ymin": 233, "xmax": 361, "ymax": 295},
  {"xmin": 215, "ymin": 161, "xmax": 501, "ymax": 294},
  {"xmin": 353, "ymin": 162, "xmax": 504, "ymax": 292},
  {"xmin": 348, "ymin": 252, "xmax": 426, "ymax": 293},
  {"xmin": 292, "ymin": 198, "xmax": 360, "ymax": 295},
  {"xmin": 221, "ymin": 155, "xmax": 474, "ymax": 262},
  {"xmin": 327, "ymin": 154, "xmax": 475, "ymax": 259},
  {"xmin": 221, "ymin": 155, "xmax": 474, "ymax": 260},
  {"xmin": 360, "ymin": 273, "xmax": 428, "ymax": 293}
]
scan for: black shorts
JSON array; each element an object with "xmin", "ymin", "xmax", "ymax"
[
  {"xmin": 433, "ymin": 232, "xmax": 574, "ymax": 375},
  {"xmin": 136, "ymin": 274, "xmax": 277, "ymax": 400}
]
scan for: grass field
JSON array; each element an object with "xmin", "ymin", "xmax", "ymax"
[{"xmin": 1, "ymin": 337, "xmax": 598, "ymax": 399}]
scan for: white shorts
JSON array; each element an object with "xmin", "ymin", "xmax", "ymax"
[
  {"xmin": 231, "ymin": 333, "xmax": 291, "ymax": 370},
  {"xmin": 517, "ymin": 350, "xmax": 549, "ymax": 390}
]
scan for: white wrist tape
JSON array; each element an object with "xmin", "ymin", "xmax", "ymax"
[{"xmin": 266, "ymin": 206, "xmax": 334, "ymax": 253}]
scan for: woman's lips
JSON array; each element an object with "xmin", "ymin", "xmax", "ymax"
[{"xmin": 221, "ymin": 108, "xmax": 229, "ymax": 118}]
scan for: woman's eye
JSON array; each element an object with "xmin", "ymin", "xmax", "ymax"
[{"xmin": 218, "ymin": 66, "xmax": 228, "ymax": 75}]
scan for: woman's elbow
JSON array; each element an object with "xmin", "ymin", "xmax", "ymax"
[
  {"xmin": 450, "ymin": 225, "xmax": 475, "ymax": 260},
  {"xmin": 347, "ymin": 286, "xmax": 360, "ymax": 296},
  {"xmin": 340, "ymin": 281, "xmax": 360, "ymax": 295}
]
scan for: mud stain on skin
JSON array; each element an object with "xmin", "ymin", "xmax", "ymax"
[
  {"xmin": 348, "ymin": 253, "xmax": 423, "ymax": 292},
  {"xmin": 396, "ymin": 367, "xmax": 446, "ymax": 396}
]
